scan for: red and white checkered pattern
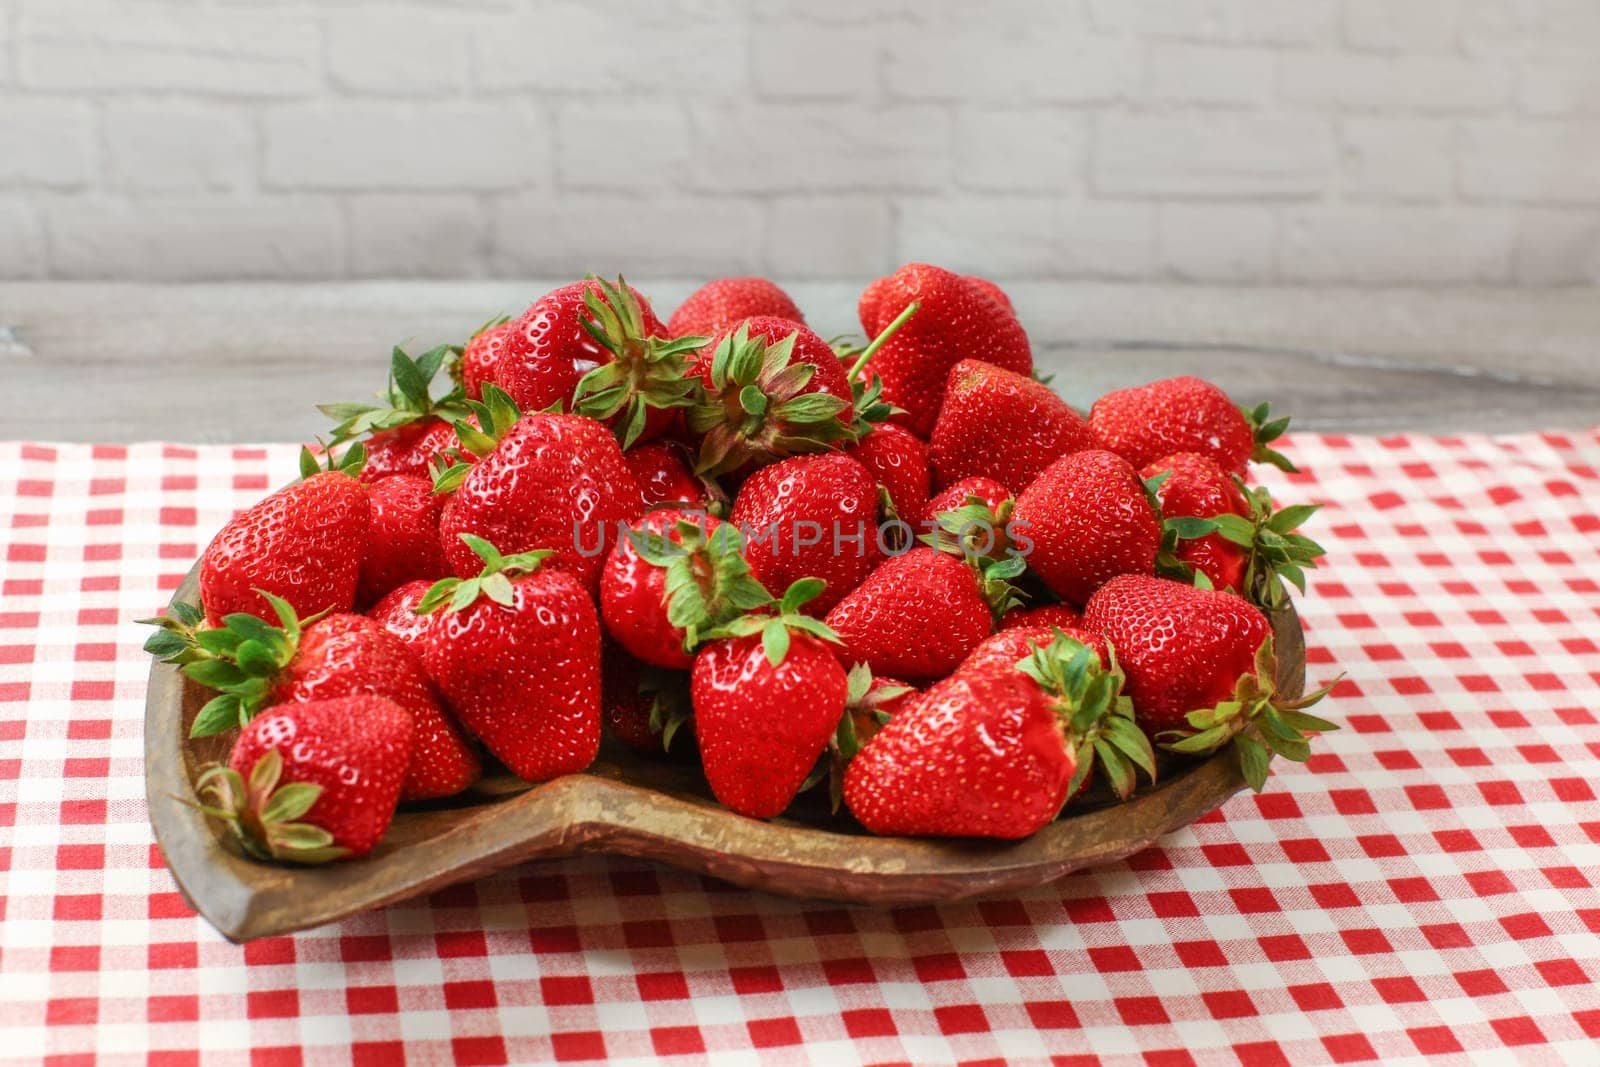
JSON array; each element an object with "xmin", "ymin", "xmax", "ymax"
[{"xmin": 1, "ymin": 432, "xmax": 1598, "ymax": 1065}]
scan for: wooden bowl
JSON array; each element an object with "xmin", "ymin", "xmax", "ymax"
[{"xmin": 145, "ymin": 567, "xmax": 1305, "ymax": 942}]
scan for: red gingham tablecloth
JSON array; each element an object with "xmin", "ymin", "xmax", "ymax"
[{"xmin": 1, "ymin": 431, "xmax": 1599, "ymax": 1065}]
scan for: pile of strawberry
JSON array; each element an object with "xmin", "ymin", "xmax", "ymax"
[{"xmin": 144, "ymin": 265, "xmax": 1336, "ymax": 865}]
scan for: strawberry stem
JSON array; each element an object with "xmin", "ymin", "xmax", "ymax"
[{"xmin": 847, "ymin": 301, "xmax": 919, "ymax": 382}]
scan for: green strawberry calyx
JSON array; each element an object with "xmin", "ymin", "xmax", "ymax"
[
  {"xmin": 700, "ymin": 578, "xmax": 842, "ymax": 669},
  {"xmin": 1157, "ymin": 635, "xmax": 1341, "ymax": 792},
  {"xmin": 319, "ymin": 342, "xmax": 471, "ymax": 445},
  {"xmin": 415, "ymin": 534, "xmax": 553, "ymax": 614},
  {"xmin": 299, "ymin": 440, "xmax": 367, "ymax": 481},
  {"xmin": 1018, "ymin": 633, "xmax": 1155, "ymax": 803},
  {"xmin": 631, "ymin": 518, "xmax": 772, "ymax": 654},
  {"xmin": 139, "ymin": 590, "xmax": 321, "ymax": 740},
  {"xmin": 430, "ymin": 383, "xmax": 525, "ymax": 493},
  {"xmin": 572, "ymin": 274, "xmax": 708, "ymax": 449},
  {"xmin": 1242, "ymin": 400, "xmax": 1297, "ymax": 473},
  {"xmin": 192, "ymin": 749, "xmax": 348, "ymax": 865},
  {"xmin": 919, "ymin": 498, "xmax": 1028, "ymax": 622},
  {"xmin": 800, "ymin": 662, "xmax": 913, "ymax": 812},
  {"xmin": 688, "ymin": 323, "xmax": 853, "ymax": 478}
]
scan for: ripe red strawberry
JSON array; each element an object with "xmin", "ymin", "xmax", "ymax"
[
  {"xmin": 143, "ymin": 592, "xmax": 479, "ymax": 801},
  {"xmin": 667, "ymin": 277, "xmax": 805, "ymax": 339},
  {"xmin": 357, "ymin": 474, "xmax": 447, "ymax": 609},
  {"xmin": 823, "ymin": 547, "xmax": 997, "ymax": 684},
  {"xmin": 366, "ymin": 578, "xmax": 435, "ymax": 654},
  {"xmin": 198, "ymin": 448, "xmax": 369, "ymax": 625},
  {"xmin": 624, "ymin": 440, "xmax": 721, "ymax": 512},
  {"xmin": 843, "ymin": 668, "xmax": 1073, "ymax": 839},
  {"xmin": 415, "ymin": 536, "xmax": 602, "ymax": 782},
  {"xmin": 360, "ymin": 419, "xmax": 460, "ymax": 482},
  {"xmin": 957, "ymin": 622, "xmax": 1106, "ymax": 677},
  {"xmin": 497, "ymin": 277, "xmax": 701, "ymax": 446},
  {"xmin": 966, "ymin": 275, "xmax": 1015, "ymax": 316},
  {"xmin": 200, "ymin": 695, "xmax": 412, "ymax": 861},
  {"xmin": 1143, "ymin": 452, "xmax": 1328, "ymax": 610},
  {"xmin": 929, "ymin": 359, "xmax": 1099, "ymax": 496},
  {"xmin": 600, "ymin": 510, "xmax": 769, "ymax": 670},
  {"xmin": 688, "ymin": 318, "xmax": 854, "ymax": 477},
  {"xmin": 601, "ymin": 641, "xmax": 693, "ymax": 755},
  {"xmin": 436, "ymin": 396, "xmax": 642, "ymax": 594},
  {"xmin": 1084, "ymin": 574, "xmax": 1337, "ymax": 791},
  {"xmin": 460, "ymin": 316, "xmax": 513, "ymax": 401},
  {"xmin": 319, "ymin": 344, "xmax": 471, "ymax": 483},
  {"xmin": 729, "ymin": 453, "xmax": 882, "ymax": 616},
  {"xmin": 923, "ymin": 475, "xmax": 1011, "ymax": 525},
  {"xmin": 998, "ymin": 603, "xmax": 1084, "ymax": 631},
  {"xmin": 1089, "ymin": 376, "xmax": 1295, "ymax": 476},
  {"xmin": 1011, "ymin": 450, "xmax": 1161, "ymax": 606},
  {"xmin": 855, "ymin": 264, "xmax": 1031, "ymax": 437},
  {"xmin": 691, "ymin": 583, "xmax": 848, "ymax": 818},
  {"xmin": 844, "ymin": 422, "xmax": 930, "ymax": 526}
]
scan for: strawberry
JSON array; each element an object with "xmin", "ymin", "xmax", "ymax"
[
  {"xmin": 415, "ymin": 535, "xmax": 602, "ymax": 782},
  {"xmin": 923, "ymin": 475, "xmax": 1011, "ymax": 526},
  {"xmin": 1089, "ymin": 376, "xmax": 1295, "ymax": 476},
  {"xmin": 198, "ymin": 447, "xmax": 369, "ymax": 625},
  {"xmin": 844, "ymin": 422, "xmax": 930, "ymax": 528},
  {"xmin": 143, "ymin": 592, "xmax": 479, "ymax": 801},
  {"xmin": 435, "ymin": 390, "xmax": 642, "ymax": 594},
  {"xmin": 957, "ymin": 622, "xmax": 1106, "ymax": 677},
  {"xmin": 319, "ymin": 344, "xmax": 471, "ymax": 483},
  {"xmin": 1084, "ymin": 574, "xmax": 1337, "ymax": 791},
  {"xmin": 600, "ymin": 510, "xmax": 769, "ymax": 669},
  {"xmin": 1143, "ymin": 452, "xmax": 1326, "ymax": 610},
  {"xmin": 624, "ymin": 440, "xmax": 722, "ymax": 513},
  {"xmin": 198, "ymin": 696, "xmax": 412, "ymax": 862},
  {"xmin": 799, "ymin": 662, "xmax": 916, "ymax": 813},
  {"xmin": 966, "ymin": 275, "xmax": 1015, "ymax": 316},
  {"xmin": 366, "ymin": 578, "xmax": 435, "ymax": 655},
  {"xmin": 498, "ymin": 277, "xmax": 702, "ymax": 447},
  {"xmin": 929, "ymin": 359, "xmax": 1099, "ymax": 496},
  {"xmin": 460, "ymin": 316, "xmax": 513, "ymax": 401},
  {"xmin": 667, "ymin": 277, "xmax": 805, "ymax": 339},
  {"xmin": 357, "ymin": 474, "xmax": 447, "ymax": 609},
  {"xmin": 729, "ymin": 452, "xmax": 882, "ymax": 617},
  {"xmin": 1010, "ymin": 449, "xmax": 1161, "ymax": 606},
  {"xmin": 843, "ymin": 668, "xmax": 1073, "ymax": 839},
  {"xmin": 601, "ymin": 640, "xmax": 693, "ymax": 755},
  {"xmin": 687, "ymin": 318, "xmax": 854, "ymax": 477},
  {"xmin": 855, "ymin": 264, "xmax": 1031, "ymax": 437},
  {"xmin": 823, "ymin": 547, "xmax": 1000, "ymax": 684},
  {"xmin": 691, "ymin": 581, "xmax": 848, "ymax": 818},
  {"xmin": 998, "ymin": 603, "xmax": 1084, "ymax": 631}
]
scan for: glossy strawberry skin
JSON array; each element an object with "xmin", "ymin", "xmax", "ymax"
[
  {"xmin": 600, "ymin": 509, "xmax": 721, "ymax": 670},
  {"xmin": 269, "ymin": 613, "xmax": 479, "ymax": 801},
  {"xmin": 957, "ymin": 623, "xmax": 1107, "ymax": 677},
  {"xmin": 418, "ymin": 568, "xmax": 602, "ymax": 782},
  {"xmin": 844, "ymin": 423, "xmax": 931, "ymax": 526},
  {"xmin": 1142, "ymin": 451, "xmax": 1250, "ymax": 591},
  {"xmin": 1084, "ymin": 574, "xmax": 1272, "ymax": 733},
  {"xmin": 691, "ymin": 633, "xmax": 848, "ymax": 819},
  {"xmin": 366, "ymin": 579, "xmax": 436, "ymax": 657},
  {"xmin": 824, "ymin": 548, "xmax": 992, "ymax": 684},
  {"xmin": 625, "ymin": 440, "xmax": 709, "ymax": 512},
  {"xmin": 1011, "ymin": 450, "xmax": 1161, "ymax": 607},
  {"xmin": 228, "ymin": 696, "xmax": 413, "ymax": 858},
  {"xmin": 357, "ymin": 474, "xmax": 448, "ymax": 609},
  {"xmin": 858, "ymin": 264, "xmax": 1032, "ymax": 438},
  {"xmin": 729, "ymin": 453, "xmax": 881, "ymax": 617},
  {"xmin": 200, "ymin": 471, "xmax": 369, "ymax": 626},
  {"xmin": 497, "ymin": 280, "xmax": 674, "ymax": 440},
  {"xmin": 461, "ymin": 320, "xmax": 514, "ymax": 401},
  {"xmin": 668, "ymin": 277, "xmax": 804, "ymax": 339},
  {"xmin": 998, "ymin": 603, "xmax": 1085, "ymax": 632},
  {"xmin": 922, "ymin": 476, "xmax": 1011, "ymax": 525},
  {"xmin": 930, "ymin": 359, "xmax": 1099, "ymax": 496},
  {"xmin": 361, "ymin": 418, "xmax": 460, "ymax": 484},
  {"xmin": 966, "ymin": 276, "xmax": 1015, "ymax": 316},
  {"xmin": 843, "ymin": 669, "xmax": 1073, "ymax": 839},
  {"xmin": 1089, "ymin": 376, "xmax": 1254, "ymax": 476},
  {"xmin": 438, "ymin": 412, "xmax": 643, "ymax": 593}
]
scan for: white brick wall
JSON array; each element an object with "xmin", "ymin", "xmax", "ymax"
[{"xmin": 0, "ymin": 0, "xmax": 1597, "ymax": 285}]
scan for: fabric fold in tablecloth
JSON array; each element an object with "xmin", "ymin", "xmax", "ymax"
[{"xmin": 0, "ymin": 431, "xmax": 1597, "ymax": 1064}]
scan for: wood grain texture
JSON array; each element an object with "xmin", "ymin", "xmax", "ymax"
[
  {"xmin": 4, "ymin": 281, "xmax": 1598, "ymax": 440},
  {"xmin": 147, "ymin": 564, "xmax": 1307, "ymax": 942}
]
